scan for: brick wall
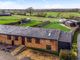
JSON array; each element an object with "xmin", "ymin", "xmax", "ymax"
[
  {"xmin": 14, "ymin": 36, "xmax": 22, "ymax": 45},
  {"xmin": 0, "ymin": 34, "xmax": 58, "ymax": 51},
  {"xmin": 25, "ymin": 38, "xmax": 58, "ymax": 51}
]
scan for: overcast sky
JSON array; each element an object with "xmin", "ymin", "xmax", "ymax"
[{"xmin": 0, "ymin": 0, "xmax": 80, "ymax": 9}]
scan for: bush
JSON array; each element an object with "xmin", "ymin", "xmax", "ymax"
[
  {"xmin": 59, "ymin": 50, "xmax": 71, "ymax": 60},
  {"xmin": 70, "ymin": 50, "xmax": 77, "ymax": 60},
  {"xmin": 36, "ymin": 12, "xmax": 47, "ymax": 17}
]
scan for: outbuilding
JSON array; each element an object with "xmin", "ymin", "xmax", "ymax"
[{"xmin": 0, "ymin": 25, "xmax": 73, "ymax": 52}]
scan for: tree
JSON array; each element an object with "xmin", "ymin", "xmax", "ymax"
[
  {"xmin": 36, "ymin": 12, "xmax": 47, "ymax": 17},
  {"xmin": 59, "ymin": 50, "xmax": 71, "ymax": 60},
  {"xmin": 26, "ymin": 7, "xmax": 34, "ymax": 16},
  {"xmin": 1, "ymin": 10, "xmax": 6, "ymax": 13}
]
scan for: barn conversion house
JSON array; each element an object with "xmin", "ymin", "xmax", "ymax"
[{"xmin": 0, "ymin": 25, "xmax": 73, "ymax": 52}]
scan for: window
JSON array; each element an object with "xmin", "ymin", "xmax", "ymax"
[
  {"xmin": 35, "ymin": 38, "xmax": 40, "ymax": 44},
  {"xmin": 27, "ymin": 37, "xmax": 32, "ymax": 43},
  {"xmin": 7, "ymin": 35, "xmax": 11, "ymax": 40},
  {"xmin": 46, "ymin": 45, "xmax": 51, "ymax": 50},
  {"xmin": 14, "ymin": 36, "xmax": 18, "ymax": 40}
]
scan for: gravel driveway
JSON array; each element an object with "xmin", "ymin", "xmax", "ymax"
[{"xmin": 0, "ymin": 50, "xmax": 17, "ymax": 60}]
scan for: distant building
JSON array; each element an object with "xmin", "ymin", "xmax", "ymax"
[
  {"xmin": 60, "ymin": 19, "xmax": 80, "ymax": 27},
  {"xmin": 65, "ymin": 20, "xmax": 80, "ymax": 27},
  {"xmin": 0, "ymin": 13, "xmax": 11, "ymax": 16},
  {"xmin": 0, "ymin": 25, "xmax": 73, "ymax": 52}
]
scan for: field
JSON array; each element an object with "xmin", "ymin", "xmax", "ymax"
[
  {"xmin": 0, "ymin": 12, "xmax": 79, "ymax": 32},
  {"xmin": 46, "ymin": 12, "xmax": 80, "ymax": 18},
  {"xmin": 0, "ymin": 16, "xmax": 20, "ymax": 24},
  {"xmin": 0, "ymin": 15, "xmax": 70, "ymax": 32}
]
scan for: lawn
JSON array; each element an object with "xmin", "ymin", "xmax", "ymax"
[
  {"xmin": 47, "ymin": 12, "xmax": 60, "ymax": 17},
  {"xmin": 0, "ymin": 15, "xmax": 59, "ymax": 22},
  {"xmin": 19, "ymin": 20, "xmax": 42, "ymax": 27},
  {"xmin": 0, "ymin": 15, "xmax": 21, "ymax": 24},
  {"xmin": 0, "ymin": 19, "xmax": 20, "ymax": 24},
  {"xmin": 43, "ymin": 22, "xmax": 70, "ymax": 32},
  {"xmin": 15, "ymin": 15, "xmax": 59, "ymax": 22},
  {"xmin": 47, "ymin": 12, "xmax": 80, "ymax": 18},
  {"xmin": 0, "ymin": 15, "xmax": 70, "ymax": 32}
]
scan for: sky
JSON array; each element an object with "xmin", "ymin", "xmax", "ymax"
[{"xmin": 0, "ymin": 0, "xmax": 80, "ymax": 9}]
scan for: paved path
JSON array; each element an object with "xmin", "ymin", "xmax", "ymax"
[
  {"xmin": 77, "ymin": 33, "xmax": 80, "ymax": 60},
  {"xmin": 0, "ymin": 50, "xmax": 17, "ymax": 60}
]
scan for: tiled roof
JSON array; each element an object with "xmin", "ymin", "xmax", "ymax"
[
  {"xmin": 0, "ymin": 25, "xmax": 60, "ymax": 40},
  {"xmin": 0, "ymin": 25, "xmax": 73, "ymax": 43},
  {"xmin": 59, "ymin": 31, "xmax": 72, "ymax": 43}
]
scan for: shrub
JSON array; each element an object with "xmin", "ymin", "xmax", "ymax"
[
  {"xmin": 36, "ymin": 12, "xmax": 47, "ymax": 17},
  {"xmin": 70, "ymin": 50, "xmax": 77, "ymax": 60},
  {"xmin": 59, "ymin": 50, "xmax": 71, "ymax": 60}
]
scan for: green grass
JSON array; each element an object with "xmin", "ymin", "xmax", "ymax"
[
  {"xmin": 0, "ymin": 15, "xmax": 21, "ymax": 24},
  {"xmin": 59, "ymin": 12, "xmax": 80, "ymax": 18},
  {"xmin": 15, "ymin": 15, "xmax": 59, "ymax": 22},
  {"xmin": 0, "ymin": 15, "xmax": 59, "ymax": 22},
  {"xmin": 47, "ymin": 12, "xmax": 80, "ymax": 18},
  {"xmin": 0, "ymin": 15, "xmax": 70, "ymax": 32},
  {"xmin": 0, "ymin": 19, "xmax": 20, "ymax": 24},
  {"xmin": 19, "ymin": 20, "xmax": 42, "ymax": 27},
  {"xmin": 43, "ymin": 22, "xmax": 70, "ymax": 32},
  {"xmin": 47, "ymin": 12, "xmax": 60, "ymax": 17}
]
